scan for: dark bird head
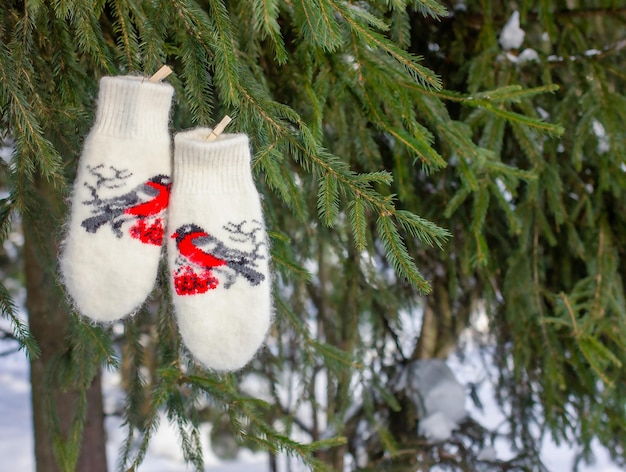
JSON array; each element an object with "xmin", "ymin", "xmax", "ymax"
[
  {"xmin": 172, "ymin": 223, "xmax": 205, "ymax": 242},
  {"xmin": 149, "ymin": 174, "xmax": 172, "ymax": 186}
]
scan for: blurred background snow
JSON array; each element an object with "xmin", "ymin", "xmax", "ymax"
[{"xmin": 0, "ymin": 336, "xmax": 622, "ymax": 472}]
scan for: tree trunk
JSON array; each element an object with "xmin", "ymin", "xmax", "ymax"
[{"xmin": 24, "ymin": 188, "xmax": 108, "ymax": 472}]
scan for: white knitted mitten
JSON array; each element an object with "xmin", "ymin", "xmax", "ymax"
[
  {"xmin": 60, "ymin": 76, "xmax": 174, "ymax": 322},
  {"xmin": 168, "ymin": 129, "xmax": 271, "ymax": 371}
]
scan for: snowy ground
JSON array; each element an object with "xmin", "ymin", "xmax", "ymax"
[
  {"xmin": 448, "ymin": 350, "xmax": 622, "ymax": 472},
  {"xmin": 0, "ymin": 335, "xmax": 622, "ymax": 471},
  {"xmin": 0, "ymin": 346, "xmax": 268, "ymax": 472}
]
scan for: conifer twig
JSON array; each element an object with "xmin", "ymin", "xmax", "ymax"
[
  {"xmin": 148, "ymin": 65, "xmax": 173, "ymax": 82},
  {"xmin": 205, "ymin": 115, "xmax": 232, "ymax": 141}
]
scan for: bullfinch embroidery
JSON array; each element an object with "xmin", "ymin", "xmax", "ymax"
[
  {"xmin": 171, "ymin": 220, "xmax": 266, "ymax": 295},
  {"xmin": 80, "ymin": 164, "xmax": 171, "ymax": 245}
]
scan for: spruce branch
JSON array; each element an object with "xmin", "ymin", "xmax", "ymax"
[
  {"xmin": 68, "ymin": 0, "xmax": 114, "ymax": 72},
  {"xmin": 533, "ymin": 219, "xmax": 559, "ymax": 366},
  {"xmin": 348, "ymin": 197, "xmax": 369, "ymax": 252},
  {"xmin": 395, "ymin": 209, "xmax": 451, "ymax": 250},
  {"xmin": 269, "ymin": 231, "xmax": 313, "ymax": 280},
  {"xmin": 413, "ymin": 0, "xmax": 448, "ymax": 19},
  {"xmin": 591, "ymin": 224, "xmax": 607, "ymax": 320},
  {"xmin": 252, "ymin": 0, "xmax": 288, "ymax": 63},
  {"xmin": 0, "ymin": 280, "xmax": 40, "ymax": 359},
  {"xmin": 204, "ymin": 0, "xmax": 240, "ymax": 105},
  {"xmin": 49, "ymin": 388, "xmax": 88, "ymax": 472},
  {"xmin": 123, "ymin": 367, "xmax": 173, "ymax": 470},
  {"xmin": 110, "ymin": 0, "xmax": 141, "ymax": 71},
  {"xmin": 344, "ymin": 34, "xmax": 446, "ymax": 170},
  {"xmin": 177, "ymin": 31, "xmax": 215, "ymax": 123},
  {"xmin": 137, "ymin": 1, "xmax": 170, "ymax": 71},
  {"xmin": 0, "ymin": 41, "xmax": 65, "ymax": 198},
  {"xmin": 413, "ymin": 83, "xmax": 565, "ymax": 136},
  {"xmin": 329, "ymin": 0, "xmax": 442, "ymax": 89},
  {"xmin": 377, "ymin": 214, "xmax": 430, "ymax": 292},
  {"xmin": 481, "ymin": 105, "xmax": 564, "ymax": 136},
  {"xmin": 292, "ymin": 0, "xmax": 342, "ymax": 52}
]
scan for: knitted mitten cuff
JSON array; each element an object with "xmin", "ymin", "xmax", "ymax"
[
  {"xmin": 92, "ymin": 76, "xmax": 174, "ymax": 139},
  {"xmin": 173, "ymin": 130, "xmax": 255, "ymax": 192}
]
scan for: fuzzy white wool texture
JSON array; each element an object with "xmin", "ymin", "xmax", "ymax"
[
  {"xmin": 59, "ymin": 76, "xmax": 174, "ymax": 322},
  {"xmin": 168, "ymin": 129, "xmax": 271, "ymax": 371}
]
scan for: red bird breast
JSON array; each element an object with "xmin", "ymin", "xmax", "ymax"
[
  {"xmin": 124, "ymin": 179, "xmax": 171, "ymax": 217},
  {"xmin": 177, "ymin": 231, "xmax": 227, "ymax": 269}
]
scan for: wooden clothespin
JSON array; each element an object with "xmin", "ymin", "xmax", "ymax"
[
  {"xmin": 149, "ymin": 65, "xmax": 173, "ymax": 82},
  {"xmin": 206, "ymin": 115, "xmax": 233, "ymax": 142}
]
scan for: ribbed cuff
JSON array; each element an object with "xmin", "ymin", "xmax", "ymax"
[
  {"xmin": 173, "ymin": 128, "xmax": 255, "ymax": 193},
  {"xmin": 92, "ymin": 76, "xmax": 174, "ymax": 139}
]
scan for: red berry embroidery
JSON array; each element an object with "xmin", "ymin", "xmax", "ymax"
[
  {"xmin": 173, "ymin": 265, "xmax": 219, "ymax": 295},
  {"xmin": 129, "ymin": 217, "xmax": 165, "ymax": 245}
]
